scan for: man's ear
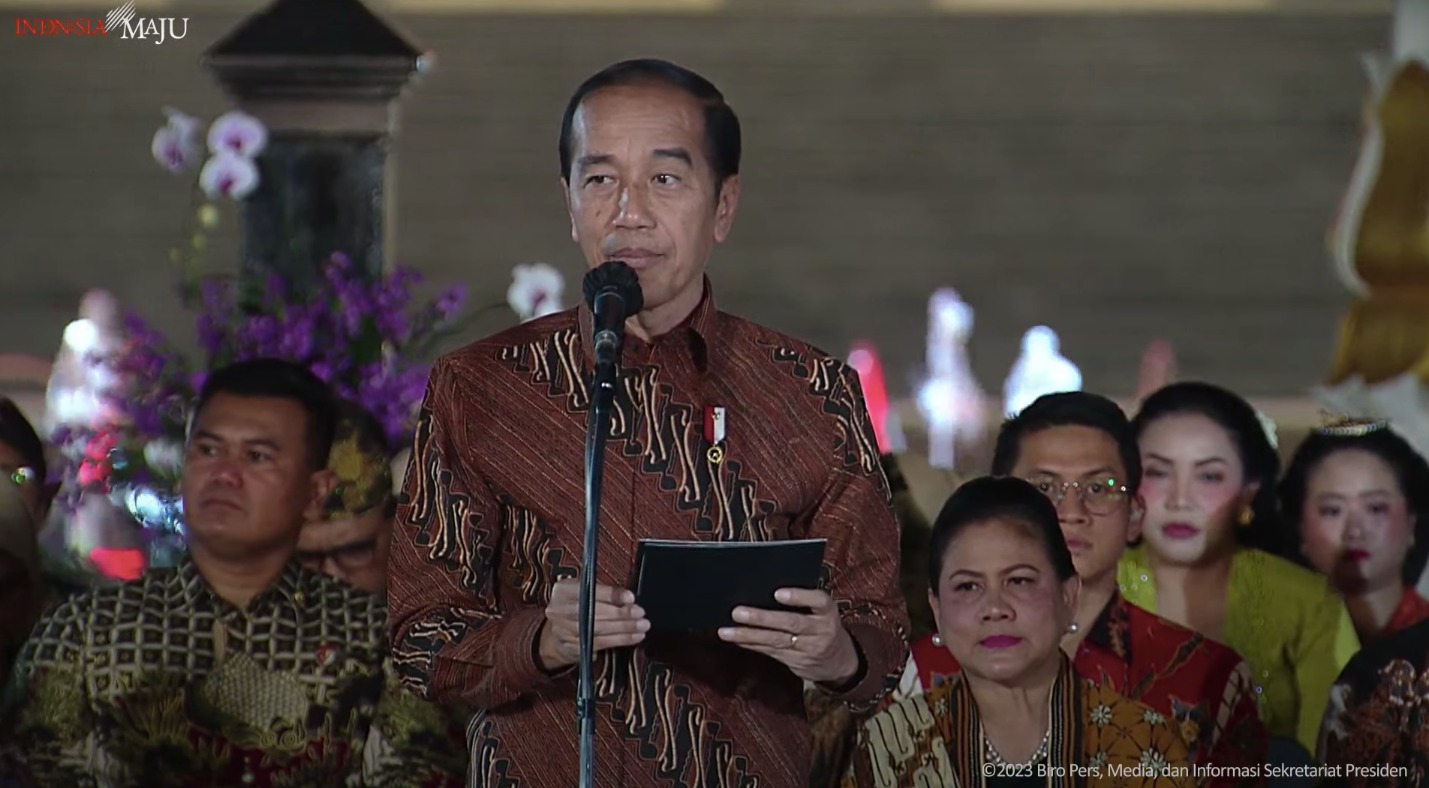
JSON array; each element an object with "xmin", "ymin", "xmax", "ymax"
[
  {"xmin": 305, "ymin": 469, "xmax": 339, "ymax": 522},
  {"xmin": 561, "ymin": 178, "xmax": 577, "ymax": 243},
  {"xmin": 1127, "ymin": 493, "xmax": 1145, "ymax": 543},
  {"xmin": 712, "ymin": 175, "xmax": 740, "ymax": 243}
]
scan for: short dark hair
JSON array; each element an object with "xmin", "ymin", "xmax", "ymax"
[
  {"xmin": 193, "ymin": 359, "xmax": 337, "ymax": 471},
  {"xmin": 1132, "ymin": 382, "xmax": 1283, "ymax": 553},
  {"xmin": 991, "ymin": 392, "xmax": 1142, "ymax": 490},
  {"xmin": 1279, "ymin": 427, "xmax": 1429, "ymax": 586},
  {"xmin": 558, "ymin": 58, "xmax": 742, "ymax": 190},
  {"xmin": 927, "ymin": 476, "xmax": 1077, "ymax": 595},
  {"xmin": 0, "ymin": 398, "xmax": 47, "ymax": 486}
]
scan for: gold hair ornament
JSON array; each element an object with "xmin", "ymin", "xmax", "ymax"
[{"xmin": 1317, "ymin": 412, "xmax": 1391, "ymax": 438}]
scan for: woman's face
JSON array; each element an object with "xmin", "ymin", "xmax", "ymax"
[
  {"xmin": 1138, "ymin": 413, "xmax": 1256, "ymax": 566},
  {"xmin": 928, "ymin": 519, "xmax": 1079, "ymax": 685},
  {"xmin": 1299, "ymin": 449, "xmax": 1414, "ymax": 593}
]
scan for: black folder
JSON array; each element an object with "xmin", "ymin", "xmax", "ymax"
[{"xmin": 633, "ymin": 538, "xmax": 827, "ymax": 631}]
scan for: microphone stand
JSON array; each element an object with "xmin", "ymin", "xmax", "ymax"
[{"xmin": 578, "ymin": 357, "xmax": 619, "ymax": 788}]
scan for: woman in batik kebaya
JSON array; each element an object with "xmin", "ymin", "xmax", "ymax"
[
  {"xmin": 1279, "ymin": 419, "xmax": 1429, "ymax": 642},
  {"xmin": 844, "ymin": 477, "xmax": 1193, "ymax": 788},
  {"xmin": 1118, "ymin": 382, "xmax": 1359, "ymax": 753}
]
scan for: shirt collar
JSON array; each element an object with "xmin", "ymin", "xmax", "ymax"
[
  {"xmin": 179, "ymin": 556, "xmax": 309, "ymax": 613},
  {"xmin": 578, "ymin": 276, "xmax": 719, "ymax": 372},
  {"xmin": 1082, "ymin": 591, "xmax": 1133, "ymax": 663}
]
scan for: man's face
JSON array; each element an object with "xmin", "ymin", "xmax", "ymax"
[
  {"xmin": 180, "ymin": 393, "xmax": 333, "ymax": 559},
  {"xmin": 296, "ymin": 504, "xmax": 392, "ymax": 594},
  {"xmin": 563, "ymin": 83, "xmax": 740, "ymax": 320},
  {"xmin": 1009, "ymin": 425, "xmax": 1141, "ymax": 586}
]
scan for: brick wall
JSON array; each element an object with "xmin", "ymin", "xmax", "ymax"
[{"xmin": 0, "ymin": 7, "xmax": 1389, "ymax": 397}]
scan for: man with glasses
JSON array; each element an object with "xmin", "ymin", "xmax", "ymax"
[
  {"xmin": 297, "ymin": 401, "xmax": 396, "ymax": 595},
  {"xmin": 891, "ymin": 392, "xmax": 1269, "ymax": 785}
]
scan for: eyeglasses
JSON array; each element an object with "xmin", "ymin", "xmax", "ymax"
[
  {"xmin": 296, "ymin": 539, "xmax": 380, "ymax": 572},
  {"xmin": 1, "ymin": 466, "xmax": 36, "ymax": 488},
  {"xmin": 1025, "ymin": 475, "xmax": 1128, "ymax": 515}
]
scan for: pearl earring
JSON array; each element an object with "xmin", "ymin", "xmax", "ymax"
[
  {"xmin": 1067, "ymin": 622, "xmax": 1080, "ymax": 634},
  {"xmin": 932, "ymin": 633, "xmax": 944, "ymax": 646}
]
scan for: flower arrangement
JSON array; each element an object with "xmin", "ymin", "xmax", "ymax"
[
  {"xmin": 150, "ymin": 108, "xmax": 269, "ymax": 305},
  {"xmin": 64, "ymin": 252, "xmax": 473, "ymax": 512},
  {"xmin": 47, "ymin": 108, "xmax": 500, "ymax": 532}
]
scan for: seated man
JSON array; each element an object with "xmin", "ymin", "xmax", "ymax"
[
  {"xmin": 0, "ymin": 359, "xmax": 464, "ymax": 786},
  {"xmin": 893, "ymin": 393, "xmax": 1268, "ymax": 785},
  {"xmin": 297, "ymin": 401, "xmax": 396, "ymax": 595}
]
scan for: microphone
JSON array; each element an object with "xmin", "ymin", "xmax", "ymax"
[
  {"xmin": 582, "ymin": 261, "xmax": 645, "ymax": 370},
  {"xmin": 575, "ymin": 260, "xmax": 643, "ymax": 788}
]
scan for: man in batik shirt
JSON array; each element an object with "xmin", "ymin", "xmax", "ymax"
[
  {"xmin": 888, "ymin": 393, "xmax": 1268, "ymax": 787},
  {"xmin": 387, "ymin": 59, "xmax": 908, "ymax": 788},
  {"xmin": 0, "ymin": 359, "xmax": 464, "ymax": 787}
]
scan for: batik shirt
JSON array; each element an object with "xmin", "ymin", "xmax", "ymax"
[
  {"xmin": 1120, "ymin": 546, "xmax": 1359, "ymax": 752},
  {"xmin": 842, "ymin": 654, "xmax": 1196, "ymax": 788},
  {"xmin": 887, "ymin": 594, "xmax": 1267, "ymax": 786},
  {"xmin": 1319, "ymin": 616, "xmax": 1429, "ymax": 786},
  {"xmin": 0, "ymin": 560, "xmax": 466, "ymax": 787},
  {"xmin": 387, "ymin": 282, "xmax": 910, "ymax": 788}
]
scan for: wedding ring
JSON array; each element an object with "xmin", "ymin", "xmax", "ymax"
[{"xmin": 789, "ymin": 634, "xmax": 799, "ymax": 649}]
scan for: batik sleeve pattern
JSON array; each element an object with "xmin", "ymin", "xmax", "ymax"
[
  {"xmin": 0, "ymin": 594, "xmax": 122, "ymax": 786},
  {"xmin": 805, "ymin": 362, "xmax": 910, "ymax": 710},
  {"xmin": 357, "ymin": 659, "xmax": 468, "ymax": 787},
  {"xmin": 387, "ymin": 357, "xmax": 565, "ymax": 710},
  {"xmin": 1201, "ymin": 658, "xmax": 1269, "ymax": 786}
]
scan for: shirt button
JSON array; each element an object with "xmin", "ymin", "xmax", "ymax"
[
  {"xmin": 242, "ymin": 772, "xmax": 255, "ymax": 784},
  {"xmin": 293, "ymin": 591, "xmax": 305, "ymax": 605},
  {"xmin": 94, "ymin": 633, "xmax": 107, "ymax": 646}
]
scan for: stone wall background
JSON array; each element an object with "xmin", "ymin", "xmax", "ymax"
[{"xmin": 0, "ymin": 6, "xmax": 1389, "ymax": 398}]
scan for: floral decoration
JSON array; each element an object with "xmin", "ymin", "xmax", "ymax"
[
  {"xmin": 150, "ymin": 108, "xmax": 267, "ymax": 304},
  {"xmin": 508, "ymin": 262, "xmax": 565, "ymax": 322},
  {"xmin": 48, "ymin": 104, "xmax": 568, "ymax": 562},
  {"xmin": 59, "ymin": 252, "xmax": 472, "ymax": 507}
]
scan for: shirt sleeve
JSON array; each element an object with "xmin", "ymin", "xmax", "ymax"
[
  {"xmin": 0, "ymin": 597, "xmax": 116, "ymax": 784},
  {"xmin": 1292, "ymin": 589, "xmax": 1360, "ymax": 752},
  {"xmin": 357, "ymin": 659, "xmax": 469, "ymax": 787},
  {"xmin": 807, "ymin": 363, "xmax": 911, "ymax": 710},
  {"xmin": 387, "ymin": 356, "xmax": 570, "ymax": 709},
  {"xmin": 1200, "ymin": 658, "xmax": 1269, "ymax": 787}
]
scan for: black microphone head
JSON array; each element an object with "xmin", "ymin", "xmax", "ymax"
[{"xmin": 582, "ymin": 261, "xmax": 644, "ymax": 314}]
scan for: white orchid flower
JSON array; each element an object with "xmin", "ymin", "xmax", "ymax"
[
  {"xmin": 198, "ymin": 152, "xmax": 259, "ymax": 200},
  {"xmin": 151, "ymin": 108, "xmax": 203, "ymax": 174},
  {"xmin": 507, "ymin": 263, "xmax": 566, "ymax": 322},
  {"xmin": 142, "ymin": 440, "xmax": 185, "ymax": 476},
  {"xmin": 207, "ymin": 110, "xmax": 268, "ymax": 158}
]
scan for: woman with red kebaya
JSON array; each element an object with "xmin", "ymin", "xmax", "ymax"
[
  {"xmin": 1118, "ymin": 382, "xmax": 1359, "ymax": 755},
  {"xmin": 1279, "ymin": 420, "xmax": 1429, "ymax": 642}
]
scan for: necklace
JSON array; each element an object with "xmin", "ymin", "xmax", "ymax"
[{"xmin": 983, "ymin": 729, "xmax": 1050, "ymax": 768}]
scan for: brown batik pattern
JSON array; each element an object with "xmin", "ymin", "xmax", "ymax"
[
  {"xmin": 387, "ymin": 287, "xmax": 910, "ymax": 788},
  {"xmin": 1319, "ymin": 651, "xmax": 1429, "ymax": 786}
]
